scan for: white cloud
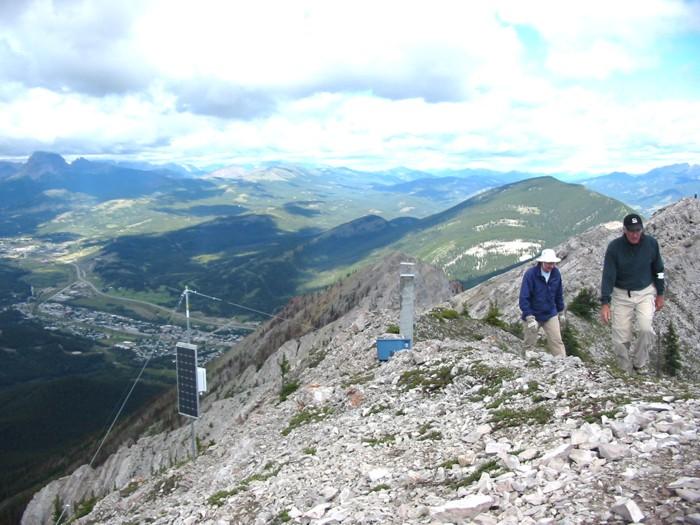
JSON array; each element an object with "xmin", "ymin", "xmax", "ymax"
[{"xmin": 0, "ymin": 0, "xmax": 698, "ymax": 173}]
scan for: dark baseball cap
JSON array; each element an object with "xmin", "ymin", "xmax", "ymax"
[{"xmin": 623, "ymin": 213, "xmax": 643, "ymax": 231}]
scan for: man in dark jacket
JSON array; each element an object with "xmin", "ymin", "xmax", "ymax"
[
  {"xmin": 519, "ymin": 249, "xmax": 566, "ymax": 357},
  {"xmin": 600, "ymin": 213, "xmax": 665, "ymax": 374}
]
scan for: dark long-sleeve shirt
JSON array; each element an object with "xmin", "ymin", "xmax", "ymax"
[{"xmin": 600, "ymin": 233, "xmax": 665, "ymax": 304}]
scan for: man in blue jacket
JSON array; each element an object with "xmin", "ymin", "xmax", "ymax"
[
  {"xmin": 519, "ymin": 249, "xmax": 566, "ymax": 357},
  {"xmin": 600, "ymin": 213, "xmax": 665, "ymax": 374}
]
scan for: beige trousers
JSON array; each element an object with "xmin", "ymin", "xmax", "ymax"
[
  {"xmin": 611, "ymin": 284, "xmax": 656, "ymax": 372},
  {"xmin": 523, "ymin": 316, "xmax": 566, "ymax": 357}
]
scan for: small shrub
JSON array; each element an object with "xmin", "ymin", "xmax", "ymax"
[
  {"xmin": 279, "ymin": 354, "xmax": 291, "ymax": 380},
  {"xmin": 483, "ymin": 301, "xmax": 507, "ymax": 329},
  {"xmin": 279, "ymin": 380, "xmax": 300, "ymax": 402},
  {"xmin": 562, "ymin": 324, "xmax": 592, "ymax": 361},
  {"xmin": 303, "ymin": 446, "xmax": 317, "ymax": 455},
  {"xmin": 568, "ymin": 287, "xmax": 598, "ymax": 321},
  {"xmin": 370, "ymin": 483, "xmax": 391, "ymax": 492},
  {"xmin": 73, "ymin": 493, "xmax": 98, "ymax": 520},
  {"xmin": 505, "ymin": 321, "xmax": 523, "ymax": 338},
  {"xmin": 439, "ymin": 308, "xmax": 460, "ymax": 320},
  {"xmin": 52, "ymin": 495, "xmax": 64, "ymax": 524},
  {"xmin": 386, "ymin": 324, "xmax": 400, "ymax": 334}
]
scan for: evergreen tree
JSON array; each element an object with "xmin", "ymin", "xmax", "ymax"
[
  {"xmin": 483, "ymin": 301, "xmax": 506, "ymax": 329},
  {"xmin": 567, "ymin": 287, "xmax": 598, "ymax": 321},
  {"xmin": 662, "ymin": 320, "xmax": 682, "ymax": 377}
]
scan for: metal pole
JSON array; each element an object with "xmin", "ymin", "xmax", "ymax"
[
  {"xmin": 185, "ymin": 286, "xmax": 191, "ymax": 343},
  {"xmin": 191, "ymin": 420, "xmax": 196, "ymax": 459},
  {"xmin": 184, "ymin": 286, "xmax": 196, "ymax": 459}
]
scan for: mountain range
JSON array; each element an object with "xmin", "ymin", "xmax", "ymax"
[
  {"xmin": 581, "ymin": 163, "xmax": 700, "ymax": 214},
  {"xmin": 0, "ymin": 152, "xmax": 696, "ymax": 524}
]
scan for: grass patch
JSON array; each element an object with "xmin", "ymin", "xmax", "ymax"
[
  {"xmin": 370, "ymin": 483, "xmax": 391, "ymax": 492},
  {"xmin": 342, "ymin": 371, "xmax": 374, "ymax": 387},
  {"xmin": 467, "ymin": 362, "xmax": 517, "ymax": 400},
  {"xmin": 281, "ymin": 407, "xmax": 334, "ymax": 436},
  {"xmin": 145, "ymin": 474, "xmax": 181, "ymax": 502},
  {"xmin": 491, "ymin": 405, "xmax": 553, "ymax": 430},
  {"xmin": 365, "ymin": 404, "xmax": 389, "ymax": 416},
  {"xmin": 363, "ymin": 433, "xmax": 396, "ymax": 446},
  {"xmin": 303, "ymin": 446, "xmax": 317, "ymax": 455},
  {"xmin": 208, "ymin": 463, "xmax": 283, "ymax": 506},
  {"xmin": 439, "ymin": 458, "xmax": 460, "ymax": 469},
  {"xmin": 398, "ymin": 365, "xmax": 454, "ymax": 392},
  {"xmin": 578, "ymin": 395, "xmax": 629, "ymax": 423},
  {"xmin": 451, "ymin": 460, "xmax": 501, "ymax": 489},
  {"xmin": 307, "ymin": 348, "xmax": 328, "ymax": 368},
  {"xmin": 386, "ymin": 324, "xmax": 400, "ymax": 334},
  {"xmin": 416, "ymin": 422, "xmax": 443, "ymax": 441},
  {"xmin": 418, "ymin": 430, "xmax": 443, "ymax": 441},
  {"xmin": 485, "ymin": 391, "xmax": 517, "ymax": 409},
  {"xmin": 119, "ymin": 481, "xmax": 140, "ymax": 498}
]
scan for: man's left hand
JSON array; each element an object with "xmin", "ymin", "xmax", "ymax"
[{"xmin": 655, "ymin": 295, "xmax": 665, "ymax": 311}]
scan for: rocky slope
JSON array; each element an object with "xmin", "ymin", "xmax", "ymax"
[{"xmin": 22, "ymin": 201, "xmax": 700, "ymax": 525}]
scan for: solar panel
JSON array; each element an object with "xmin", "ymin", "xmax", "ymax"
[{"xmin": 176, "ymin": 342, "xmax": 199, "ymax": 418}]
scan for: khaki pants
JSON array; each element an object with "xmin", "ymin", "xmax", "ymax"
[
  {"xmin": 523, "ymin": 315, "xmax": 566, "ymax": 357},
  {"xmin": 611, "ymin": 284, "xmax": 656, "ymax": 372}
]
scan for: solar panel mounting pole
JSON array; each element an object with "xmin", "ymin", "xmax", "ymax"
[{"xmin": 185, "ymin": 286, "xmax": 196, "ymax": 459}]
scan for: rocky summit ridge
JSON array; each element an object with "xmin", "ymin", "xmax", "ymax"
[{"xmin": 22, "ymin": 200, "xmax": 700, "ymax": 525}]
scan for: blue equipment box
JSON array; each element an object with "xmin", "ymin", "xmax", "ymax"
[{"xmin": 376, "ymin": 338, "xmax": 411, "ymax": 361}]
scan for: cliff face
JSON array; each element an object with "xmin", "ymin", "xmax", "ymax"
[{"xmin": 22, "ymin": 202, "xmax": 700, "ymax": 525}]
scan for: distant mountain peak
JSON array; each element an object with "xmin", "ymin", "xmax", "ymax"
[
  {"xmin": 16, "ymin": 151, "xmax": 69, "ymax": 180},
  {"xmin": 26, "ymin": 151, "xmax": 67, "ymax": 167}
]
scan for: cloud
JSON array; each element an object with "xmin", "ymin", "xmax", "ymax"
[
  {"xmin": 0, "ymin": 0, "xmax": 698, "ymax": 173},
  {"xmin": 174, "ymin": 79, "xmax": 277, "ymax": 120},
  {"xmin": 0, "ymin": 0, "xmax": 151, "ymax": 95}
]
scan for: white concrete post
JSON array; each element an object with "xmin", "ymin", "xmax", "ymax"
[{"xmin": 399, "ymin": 262, "xmax": 415, "ymax": 345}]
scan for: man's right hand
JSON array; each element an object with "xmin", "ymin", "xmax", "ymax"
[
  {"xmin": 600, "ymin": 304, "xmax": 611, "ymax": 324},
  {"xmin": 525, "ymin": 315, "xmax": 537, "ymax": 329}
]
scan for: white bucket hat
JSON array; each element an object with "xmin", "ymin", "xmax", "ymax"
[{"xmin": 536, "ymin": 248, "xmax": 561, "ymax": 263}]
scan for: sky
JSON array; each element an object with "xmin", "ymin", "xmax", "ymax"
[{"xmin": 1, "ymin": 0, "xmax": 699, "ymax": 175}]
